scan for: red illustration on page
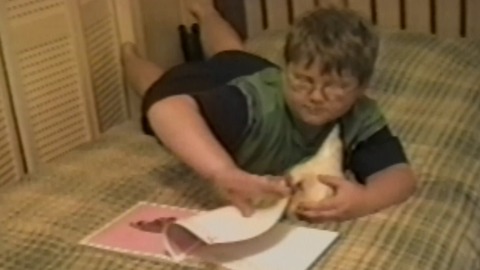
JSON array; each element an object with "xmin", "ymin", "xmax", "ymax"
[{"xmin": 80, "ymin": 202, "xmax": 203, "ymax": 260}]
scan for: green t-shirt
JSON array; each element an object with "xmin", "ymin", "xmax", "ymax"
[{"xmin": 226, "ymin": 67, "xmax": 386, "ymax": 175}]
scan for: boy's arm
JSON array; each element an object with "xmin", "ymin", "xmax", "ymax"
[
  {"xmin": 147, "ymin": 94, "xmax": 290, "ymax": 215},
  {"xmin": 364, "ymin": 163, "xmax": 416, "ymax": 212},
  {"xmin": 148, "ymin": 91, "xmax": 290, "ymax": 216},
  {"xmin": 147, "ymin": 94, "xmax": 238, "ymax": 181},
  {"xmin": 350, "ymin": 125, "xmax": 417, "ymax": 204},
  {"xmin": 346, "ymin": 97, "xmax": 417, "ymax": 210}
]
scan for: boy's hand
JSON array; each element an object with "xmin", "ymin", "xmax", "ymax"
[
  {"xmin": 211, "ymin": 168, "xmax": 291, "ymax": 217},
  {"xmin": 296, "ymin": 175, "xmax": 373, "ymax": 223}
]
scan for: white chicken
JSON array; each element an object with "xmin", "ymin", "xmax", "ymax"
[{"xmin": 286, "ymin": 124, "xmax": 345, "ymax": 219}]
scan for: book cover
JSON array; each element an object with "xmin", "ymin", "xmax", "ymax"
[{"xmin": 80, "ymin": 201, "xmax": 339, "ymax": 270}]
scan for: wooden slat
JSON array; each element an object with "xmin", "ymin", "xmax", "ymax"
[
  {"xmin": 292, "ymin": 0, "xmax": 315, "ymax": 20},
  {"xmin": 244, "ymin": 0, "xmax": 263, "ymax": 38},
  {"xmin": 265, "ymin": 0, "xmax": 289, "ymax": 30},
  {"xmin": 376, "ymin": 0, "xmax": 401, "ymax": 29},
  {"xmin": 320, "ymin": 0, "xmax": 346, "ymax": 8},
  {"xmin": 435, "ymin": 0, "xmax": 461, "ymax": 38},
  {"xmin": 347, "ymin": 0, "xmax": 372, "ymax": 22},
  {"xmin": 467, "ymin": 0, "xmax": 480, "ymax": 38},
  {"xmin": 79, "ymin": 0, "xmax": 128, "ymax": 132},
  {"xmin": 405, "ymin": 0, "xmax": 431, "ymax": 33},
  {"xmin": 0, "ymin": 1, "xmax": 97, "ymax": 171}
]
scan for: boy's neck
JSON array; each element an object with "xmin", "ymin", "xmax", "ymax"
[{"xmin": 290, "ymin": 113, "xmax": 334, "ymax": 145}]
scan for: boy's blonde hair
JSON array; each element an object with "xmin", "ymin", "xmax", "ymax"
[{"xmin": 284, "ymin": 7, "xmax": 379, "ymax": 87}]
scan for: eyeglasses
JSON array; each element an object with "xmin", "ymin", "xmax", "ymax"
[{"xmin": 284, "ymin": 70, "xmax": 357, "ymax": 102}]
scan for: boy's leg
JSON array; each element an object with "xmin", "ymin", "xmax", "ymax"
[
  {"xmin": 189, "ymin": 0, "xmax": 244, "ymax": 58},
  {"xmin": 121, "ymin": 42, "xmax": 164, "ymax": 96}
]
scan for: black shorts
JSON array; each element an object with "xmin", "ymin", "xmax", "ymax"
[{"xmin": 141, "ymin": 50, "xmax": 278, "ymax": 141}]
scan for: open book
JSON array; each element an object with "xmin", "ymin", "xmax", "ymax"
[{"xmin": 80, "ymin": 201, "xmax": 339, "ymax": 270}]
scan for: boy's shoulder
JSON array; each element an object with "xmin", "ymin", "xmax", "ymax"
[
  {"xmin": 339, "ymin": 95, "xmax": 387, "ymax": 148},
  {"xmin": 346, "ymin": 95, "xmax": 383, "ymax": 118},
  {"xmin": 226, "ymin": 66, "xmax": 284, "ymax": 109},
  {"xmin": 227, "ymin": 66, "xmax": 282, "ymax": 89}
]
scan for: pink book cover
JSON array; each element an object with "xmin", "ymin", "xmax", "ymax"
[{"xmin": 79, "ymin": 202, "xmax": 206, "ymax": 267}]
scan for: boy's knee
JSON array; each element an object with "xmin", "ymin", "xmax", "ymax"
[{"xmin": 189, "ymin": 0, "xmax": 217, "ymax": 20}]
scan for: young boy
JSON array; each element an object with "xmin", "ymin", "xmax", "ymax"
[{"xmin": 121, "ymin": 0, "xmax": 416, "ymax": 222}]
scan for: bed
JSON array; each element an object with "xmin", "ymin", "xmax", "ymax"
[{"xmin": 0, "ymin": 22, "xmax": 479, "ymax": 270}]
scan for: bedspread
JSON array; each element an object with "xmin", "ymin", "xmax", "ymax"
[{"xmin": 0, "ymin": 31, "xmax": 479, "ymax": 270}]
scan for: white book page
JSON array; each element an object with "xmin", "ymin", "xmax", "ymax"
[
  {"xmin": 172, "ymin": 197, "xmax": 290, "ymax": 245},
  {"xmin": 194, "ymin": 223, "xmax": 339, "ymax": 270}
]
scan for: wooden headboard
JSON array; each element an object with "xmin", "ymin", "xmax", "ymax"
[
  {"xmin": 243, "ymin": 0, "xmax": 480, "ymax": 39},
  {"xmin": 122, "ymin": 0, "xmax": 480, "ymax": 69}
]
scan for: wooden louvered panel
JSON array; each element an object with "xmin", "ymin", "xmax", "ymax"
[
  {"xmin": 6, "ymin": 0, "xmax": 63, "ymax": 19},
  {"xmin": 0, "ymin": 0, "xmax": 96, "ymax": 171},
  {"xmin": 0, "ymin": 55, "xmax": 23, "ymax": 186},
  {"xmin": 78, "ymin": 0, "xmax": 128, "ymax": 132},
  {"xmin": 0, "ymin": 40, "xmax": 24, "ymax": 186}
]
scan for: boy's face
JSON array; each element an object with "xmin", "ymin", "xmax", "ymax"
[{"xmin": 283, "ymin": 59, "xmax": 363, "ymax": 127}]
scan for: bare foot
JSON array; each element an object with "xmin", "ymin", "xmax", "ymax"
[{"xmin": 187, "ymin": 0, "xmax": 217, "ymax": 20}]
